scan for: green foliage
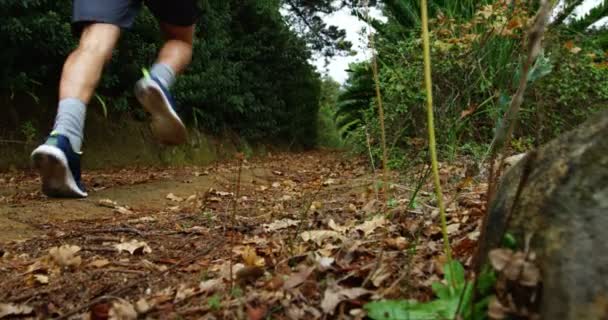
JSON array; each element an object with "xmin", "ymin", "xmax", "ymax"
[
  {"xmin": 339, "ymin": 1, "xmax": 608, "ymax": 168},
  {"xmin": 1, "ymin": 0, "xmax": 323, "ymax": 147},
  {"xmin": 316, "ymin": 76, "xmax": 344, "ymax": 148},
  {"xmin": 364, "ymin": 261, "xmax": 495, "ymax": 320}
]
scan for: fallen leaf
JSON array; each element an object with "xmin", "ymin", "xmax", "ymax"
[
  {"xmin": 166, "ymin": 193, "xmax": 183, "ymax": 202},
  {"xmin": 315, "ymin": 255, "xmax": 334, "ymax": 271},
  {"xmin": 141, "ymin": 259, "xmax": 167, "ymax": 272},
  {"xmin": 355, "ymin": 215, "xmax": 387, "ymax": 236},
  {"xmin": 347, "ymin": 203, "xmax": 357, "ymax": 213},
  {"xmin": 262, "ymin": 219, "xmax": 300, "ymax": 232},
  {"xmin": 114, "ymin": 206, "xmax": 134, "ymax": 215},
  {"xmin": 489, "ymin": 248, "xmax": 513, "ymax": 271},
  {"xmin": 283, "ymin": 266, "xmax": 315, "ymax": 290},
  {"xmin": 97, "ymin": 199, "xmax": 118, "ymax": 208},
  {"xmin": 0, "ymin": 303, "xmax": 34, "ymax": 318},
  {"xmin": 370, "ymin": 264, "xmax": 391, "ymax": 287},
  {"xmin": 88, "ymin": 258, "xmax": 111, "ymax": 268},
  {"xmin": 321, "ymin": 284, "xmax": 369, "ymax": 314},
  {"xmin": 246, "ymin": 304, "xmax": 268, "ymax": 320},
  {"xmin": 108, "ymin": 299, "xmax": 137, "ymax": 320},
  {"xmin": 236, "ymin": 266, "xmax": 265, "ymax": 284},
  {"xmin": 199, "ymin": 278, "xmax": 223, "ymax": 293},
  {"xmin": 322, "ymin": 178, "xmax": 336, "ymax": 186},
  {"xmin": 310, "ymin": 201, "xmax": 323, "ymax": 211},
  {"xmin": 385, "ymin": 237, "xmax": 409, "ymax": 250},
  {"xmin": 33, "ymin": 274, "xmax": 49, "ymax": 285},
  {"xmin": 446, "ymin": 223, "xmax": 461, "ymax": 234},
  {"xmin": 488, "ymin": 296, "xmax": 508, "ymax": 319},
  {"xmin": 300, "ymin": 230, "xmax": 345, "ymax": 245},
  {"xmin": 174, "ymin": 284, "xmax": 197, "ymax": 302},
  {"xmin": 241, "ymin": 246, "xmax": 265, "ymax": 267},
  {"xmin": 114, "ymin": 240, "xmax": 152, "ymax": 255},
  {"xmin": 134, "ymin": 298, "xmax": 151, "ymax": 314},
  {"xmin": 328, "ymin": 219, "xmax": 349, "ymax": 233},
  {"xmin": 361, "ymin": 200, "xmax": 379, "ymax": 215},
  {"xmin": 460, "ymin": 103, "xmax": 479, "ymax": 119},
  {"xmin": 49, "ymin": 245, "xmax": 82, "ymax": 267}
]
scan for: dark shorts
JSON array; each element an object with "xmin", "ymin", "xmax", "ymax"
[{"xmin": 73, "ymin": 0, "xmax": 201, "ymax": 31}]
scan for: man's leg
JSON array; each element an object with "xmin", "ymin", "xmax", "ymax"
[
  {"xmin": 61, "ymin": 24, "xmax": 121, "ymax": 104},
  {"xmin": 134, "ymin": 23, "xmax": 194, "ymax": 145},
  {"xmin": 31, "ymin": 24, "xmax": 121, "ymax": 198}
]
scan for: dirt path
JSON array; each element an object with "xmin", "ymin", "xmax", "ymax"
[{"xmin": 0, "ymin": 151, "xmax": 485, "ymax": 319}]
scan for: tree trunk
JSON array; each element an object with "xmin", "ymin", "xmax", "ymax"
[{"xmin": 477, "ymin": 109, "xmax": 608, "ymax": 319}]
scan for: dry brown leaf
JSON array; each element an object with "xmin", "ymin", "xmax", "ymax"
[
  {"xmin": 361, "ymin": 200, "xmax": 379, "ymax": 215},
  {"xmin": 49, "ymin": 245, "xmax": 82, "ymax": 267},
  {"xmin": 315, "ymin": 255, "xmax": 334, "ymax": 271},
  {"xmin": 114, "ymin": 206, "xmax": 134, "ymax": 215},
  {"xmin": 328, "ymin": 219, "xmax": 349, "ymax": 233},
  {"xmin": 262, "ymin": 219, "xmax": 299, "ymax": 232},
  {"xmin": 446, "ymin": 223, "xmax": 461, "ymax": 235},
  {"xmin": 385, "ymin": 237, "xmax": 408, "ymax": 250},
  {"xmin": 134, "ymin": 298, "xmax": 151, "ymax": 314},
  {"xmin": 488, "ymin": 296, "xmax": 508, "ymax": 319},
  {"xmin": 114, "ymin": 240, "xmax": 151, "ymax": 255},
  {"xmin": 0, "ymin": 303, "xmax": 34, "ymax": 318},
  {"xmin": 241, "ymin": 246, "xmax": 265, "ymax": 267},
  {"xmin": 489, "ymin": 248, "xmax": 514, "ymax": 271},
  {"xmin": 283, "ymin": 266, "xmax": 315, "ymax": 290},
  {"xmin": 236, "ymin": 266, "xmax": 265, "ymax": 284},
  {"xmin": 322, "ymin": 178, "xmax": 336, "ymax": 186},
  {"xmin": 355, "ymin": 215, "xmax": 387, "ymax": 236},
  {"xmin": 88, "ymin": 258, "xmax": 111, "ymax": 268},
  {"xmin": 166, "ymin": 193, "xmax": 183, "ymax": 202},
  {"xmin": 199, "ymin": 278, "xmax": 223, "ymax": 293},
  {"xmin": 370, "ymin": 264, "xmax": 392, "ymax": 287},
  {"xmin": 246, "ymin": 304, "xmax": 268, "ymax": 320},
  {"xmin": 460, "ymin": 103, "xmax": 479, "ymax": 119},
  {"xmin": 174, "ymin": 284, "xmax": 197, "ymax": 302},
  {"xmin": 300, "ymin": 230, "xmax": 345, "ymax": 245},
  {"xmin": 33, "ymin": 274, "xmax": 49, "ymax": 285},
  {"xmin": 109, "ymin": 299, "xmax": 137, "ymax": 320},
  {"xmin": 520, "ymin": 262, "xmax": 541, "ymax": 286},
  {"xmin": 310, "ymin": 201, "xmax": 323, "ymax": 211},
  {"xmin": 97, "ymin": 199, "xmax": 118, "ymax": 208},
  {"xmin": 321, "ymin": 284, "xmax": 369, "ymax": 314},
  {"xmin": 141, "ymin": 259, "xmax": 168, "ymax": 272}
]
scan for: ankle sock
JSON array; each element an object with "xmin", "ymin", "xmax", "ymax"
[
  {"xmin": 52, "ymin": 98, "xmax": 86, "ymax": 152},
  {"xmin": 149, "ymin": 63, "xmax": 176, "ymax": 89}
]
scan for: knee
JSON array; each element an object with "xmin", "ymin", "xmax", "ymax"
[{"xmin": 78, "ymin": 23, "xmax": 121, "ymax": 62}]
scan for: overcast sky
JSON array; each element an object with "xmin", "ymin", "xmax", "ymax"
[{"xmin": 314, "ymin": 0, "xmax": 607, "ymax": 83}]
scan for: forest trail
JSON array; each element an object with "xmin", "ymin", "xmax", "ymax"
[{"xmin": 0, "ymin": 151, "xmax": 486, "ymax": 319}]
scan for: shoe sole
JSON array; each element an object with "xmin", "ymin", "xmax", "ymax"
[
  {"xmin": 31, "ymin": 145, "xmax": 88, "ymax": 198},
  {"xmin": 135, "ymin": 79, "xmax": 188, "ymax": 145}
]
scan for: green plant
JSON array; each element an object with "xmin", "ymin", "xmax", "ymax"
[
  {"xmin": 20, "ymin": 121, "xmax": 37, "ymax": 144},
  {"xmin": 364, "ymin": 261, "xmax": 496, "ymax": 320},
  {"xmin": 207, "ymin": 294, "xmax": 222, "ymax": 311}
]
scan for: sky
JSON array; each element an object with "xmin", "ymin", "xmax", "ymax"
[{"xmin": 314, "ymin": 0, "xmax": 607, "ymax": 84}]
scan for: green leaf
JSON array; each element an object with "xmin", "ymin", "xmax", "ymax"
[
  {"xmin": 443, "ymin": 261, "xmax": 466, "ymax": 290},
  {"xmin": 364, "ymin": 300, "xmax": 441, "ymax": 320}
]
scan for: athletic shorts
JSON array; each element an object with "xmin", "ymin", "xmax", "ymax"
[{"xmin": 72, "ymin": 0, "xmax": 201, "ymax": 31}]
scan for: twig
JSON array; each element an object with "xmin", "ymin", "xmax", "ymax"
[
  {"xmin": 87, "ymin": 226, "xmax": 145, "ymax": 237},
  {"xmin": 229, "ymin": 153, "xmax": 244, "ymax": 290},
  {"xmin": 57, "ymin": 238, "xmax": 222, "ymax": 320}
]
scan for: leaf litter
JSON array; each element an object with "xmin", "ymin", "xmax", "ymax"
[{"xmin": 0, "ymin": 151, "xmax": 487, "ymax": 319}]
